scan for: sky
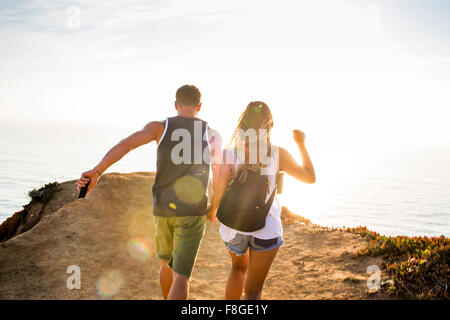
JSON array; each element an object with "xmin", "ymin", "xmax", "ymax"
[{"xmin": 1, "ymin": 0, "xmax": 450, "ymax": 158}]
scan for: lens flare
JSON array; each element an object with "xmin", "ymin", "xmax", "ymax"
[
  {"xmin": 174, "ymin": 176, "xmax": 205, "ymax": 204},
  {"xmin": 127, "ymin": 211, "xmax": 152, "ymax": 239},
  {"xmin": 95, "ymin": 269, "xmax": 124, "ymax": 299},
  {"xmin": 127, "ymin": 238, "xmax": 151, "ymax": 261}
]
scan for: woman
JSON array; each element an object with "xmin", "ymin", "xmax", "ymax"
[{"xmin": 207, "ymin": 101, "xmax": 316, "ymax": 300}]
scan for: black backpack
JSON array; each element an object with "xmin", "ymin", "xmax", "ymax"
[{"xmin": 217, "ymin": 168, "xmax": 277, "ymax": 232}]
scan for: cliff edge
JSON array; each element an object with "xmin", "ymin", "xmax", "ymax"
[{"xmin": 0, "ymin": 172, "xmax": 389, "ymax": 299}]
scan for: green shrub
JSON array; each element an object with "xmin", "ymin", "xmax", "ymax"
[
  {"xmin": 27, "ymin": 182, "xmax": 59, "ymax": 202},
  {"xmin": 347, "ymin": 226, "xmax": 449, "ymax": 300}
]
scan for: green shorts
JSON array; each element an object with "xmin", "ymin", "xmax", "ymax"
[{"xmin": 153, "ymin": 215, "xmax": 206, "ymax": 277}]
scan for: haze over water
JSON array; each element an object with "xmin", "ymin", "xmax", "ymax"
[{"xmin": 1, "ymin": 120, "xmax": 448, "ymax": 237}]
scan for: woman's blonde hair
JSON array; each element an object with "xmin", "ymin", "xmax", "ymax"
[{"xmin": 229, "ymin": 101, "xmax": 274, "ymax": 189}]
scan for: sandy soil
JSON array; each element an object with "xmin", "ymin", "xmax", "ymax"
[{"xmin": 0, "ymin": 172, "xmax": 390, "ymax": 300}]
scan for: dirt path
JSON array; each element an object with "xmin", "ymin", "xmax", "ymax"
[{"xmin": 0, "ymin": 172, "xmax": 390, "ymax": 300}]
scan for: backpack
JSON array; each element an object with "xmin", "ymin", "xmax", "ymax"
[{"xmin": 217, "ymin": 168, "xmax": 277, "ymax": 232}]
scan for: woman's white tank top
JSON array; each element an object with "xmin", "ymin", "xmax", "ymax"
[{"xmin": 219, "ymin": 147, "xmax": 283, "ymax": 242}]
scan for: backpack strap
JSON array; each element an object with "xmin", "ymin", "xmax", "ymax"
[
  {"xmin": 264, "ymin": 166, "xmax": 280, "ymax": 211},
  {"xmin": 263, "ymin": 184, "xmax": 277, "ymax": 212}
]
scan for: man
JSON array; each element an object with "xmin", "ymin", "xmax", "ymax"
[{"xmin": 77, "ymin": 85, "xmax": 221, "ymax": 300}]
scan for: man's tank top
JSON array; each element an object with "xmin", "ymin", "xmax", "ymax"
[{"xmin": 152, "ymin": 116, "xmax": 210, "ymax": 217}]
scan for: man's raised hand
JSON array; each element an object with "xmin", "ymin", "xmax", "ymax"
[{"xmin": 77, "ymin": 169, "xmax": 101, "ymax": 195}]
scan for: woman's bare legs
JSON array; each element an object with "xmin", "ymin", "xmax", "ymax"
[
  {"xmin": 225, "ymin": 247, "xmax": 279, "ymax": 300},
  {"xmin": 244, "ymin": 247, "xmax": 279, "ymax": 300},
  {"xmin": 225, "ymin": 249, "xmax": 249, "ymax": 300}
]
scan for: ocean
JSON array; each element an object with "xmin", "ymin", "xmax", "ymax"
[{"xmin": 0, "ymin": 121, "xmax": 449, "ymax": 237}]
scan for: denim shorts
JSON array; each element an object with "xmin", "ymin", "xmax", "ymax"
[{"xmin": 224, "ymin": 233, "xmax": 284, "ymax": 256}]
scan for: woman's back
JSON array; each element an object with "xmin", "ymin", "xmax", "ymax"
[{"xmin": 219, "ymin": 147, "xmax": 283, "ymax": 242}]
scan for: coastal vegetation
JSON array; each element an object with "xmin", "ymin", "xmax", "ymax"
[{"xmin": 347, "ymin": 226, "xmax": 449, "ymax": 300}]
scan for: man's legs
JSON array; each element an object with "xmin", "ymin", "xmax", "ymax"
[
  {"xmin": 159, "ymin": 260, "xmax": 173, "ymax": 300},
  {"xmin": 168, "ymin": 271, "xmax": 190, "ymax": 300},
  {"xmin": 168, "ymin": 215, "xmax": 206, "ymax": 300},
  {"xmin": 153, "ymin": 216, "xmax": 175, "ymax": 299},
  {"xmin": 160, "ymin": 260, "xmax": 190, "ymax": 300},
  {"xmin": 154, "ymin": 215, "xmax": 205, "ymax": 300}
]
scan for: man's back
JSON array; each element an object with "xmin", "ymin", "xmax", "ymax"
[
  {"xmin": 76, "ymin": 84, "xmax": 219, "ymax": 300},
  {"xmin": 152, "ymin": 116, "xmax": 210, "ymax": 217}
]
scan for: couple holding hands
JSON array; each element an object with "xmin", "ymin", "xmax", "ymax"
[{"xmin": 77, "ymin": 84, "xmax": 315, "ymax": 300}]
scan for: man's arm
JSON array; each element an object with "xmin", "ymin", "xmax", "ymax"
[
  {"xmin": 93, "ymin": 121, "xmax": 163, "ymax": 174},
  {"xmin": 77, "ymin": 121, "xmax": 164, "ymax": 194},
  {"xmin": 207, "ymin": 159, "xmax": 233, "ymax": 222}
]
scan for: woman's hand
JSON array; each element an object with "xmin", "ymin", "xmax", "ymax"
[
  {"xmin": 279, "ymin": 129, "xmax": 316, "ymax": 184},
  {"xmin": 206, "ymin": 205, "xmax": 218, "ymax": 222},
  {"xmin": 293, "ymin": 129, "xmax": 305, "ymax": 145},
  {"xmin": 77, "ymin": 169, "xmax": 101, "ymax": 195}
]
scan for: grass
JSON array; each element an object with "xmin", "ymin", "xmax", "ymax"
[{"xmin": 347, "ymin": 226, "xmax": 449, "ymax": 300}]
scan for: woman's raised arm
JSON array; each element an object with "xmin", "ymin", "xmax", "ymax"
[{"xmin": 279, "ymin": 130, "xmax": 316, "ymax": 184}]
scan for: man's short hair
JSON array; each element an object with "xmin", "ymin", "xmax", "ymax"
[{"xmin": 176, "ymin": 85, "xmax": 201, "ymax": 107}]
